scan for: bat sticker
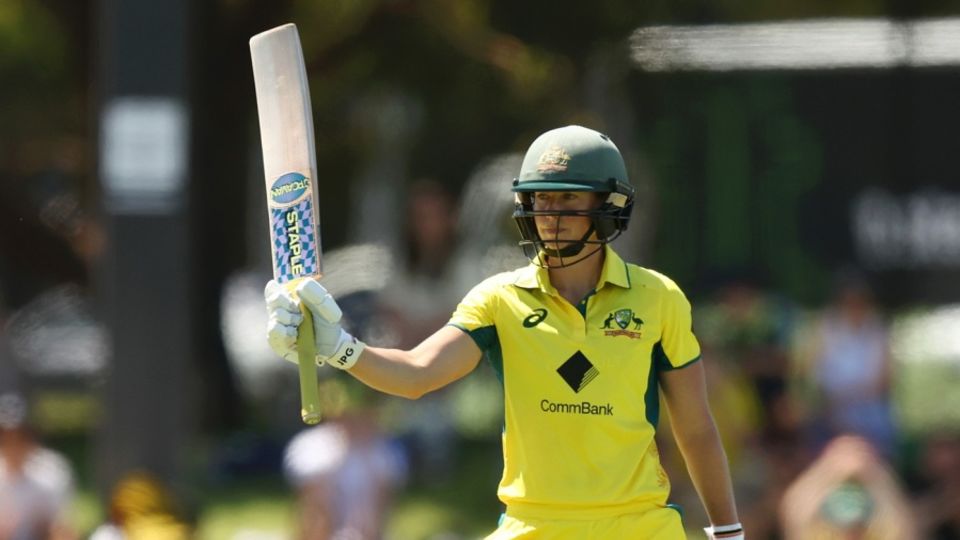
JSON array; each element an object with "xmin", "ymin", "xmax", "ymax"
[
  {"xmin": 271, "ymin": 200, "xmax": 318, "ymax": 282},
  {"xmin": 270, "ymin": 172, "xmax": 312, "ymax": 205}
]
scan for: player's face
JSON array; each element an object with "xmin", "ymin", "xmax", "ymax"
[{"xmin": 532, "ymin": 191, "xmax": 600, "ymax": 249}]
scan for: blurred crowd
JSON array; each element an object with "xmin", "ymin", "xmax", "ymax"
[
  {"xmin": 1, "ymin": 179, "xmax": 960, "ymax": 540},
  {"xmin": 659, "ymin": 268, "xmax": 960, "ymax": 540}
]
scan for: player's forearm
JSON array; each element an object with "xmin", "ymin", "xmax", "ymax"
[
  {"xmin": 660, "ymin": 363, "xmax": 740, "ymax": 526},
  {"xmin": 346, "ymin": 346, "xmax": 433, "ymax": 399},
  {"xmin": 675, "ymin": 424, "xmax": 740, "ymax": 526},
  {"xmin": 348, "ymin": 343, "xmax": 472, "ymax": 400}
]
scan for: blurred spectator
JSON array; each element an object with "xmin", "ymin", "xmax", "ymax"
[
  {"xmin": 0, "ymin": 393, "xmax": 76, "ymax": 540},
  {"xmin": 780, "ymin": 435, "xmax": 916, "ymax": 540},
  {"xmin": 696, "ymin": 273, "xmax": 795, "ymax": 442},
  {"xmin": 89, "ymin": 471, "xmax": 192, "ymax": 540},
  {"xmin": 912, "ymin": 433, "xmax": 960, "ymax": 539},
  {"xmin": 283, "ymin": 380, "xmax": 406, "ymax": 540},
  {"xmin": 800, "ymin": 271, "xmax": 896, "ymax": 457},
  {"xmin": 374, "ymin": 179, "xmax": 462, "ymax": 348},
  {"xmin": 372, "ymin": 180, "xmax": 463, "ymax": 482}
]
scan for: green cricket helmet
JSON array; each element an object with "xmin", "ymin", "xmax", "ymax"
[{"xmin": 511, "ymin": 125, "xmax": 635, "ymax": 266}]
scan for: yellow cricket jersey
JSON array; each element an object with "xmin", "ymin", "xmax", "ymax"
[{"xmin": 448, "ymin": 245, "xmax": 701, "ymax": 520}]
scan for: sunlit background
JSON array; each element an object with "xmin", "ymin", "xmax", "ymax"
[{"xmin": 1, "ymin": 1, "xmax": 959, "ymax": 539}]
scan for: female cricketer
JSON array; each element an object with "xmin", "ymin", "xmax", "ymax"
[{"xmin": 265, "ymin": 125, "xmax": 743, "ymax": 539}]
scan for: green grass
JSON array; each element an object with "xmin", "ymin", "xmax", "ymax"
[
  {"xmin": 68, "ymin": 489, "xmax": 103, "ymax": 535},
  {"xmin": 67, "ymin": 438, "xmax": 502, "ymax": 540},
  {"xmin": 69, "ymin": 480, "xmax": 496, "ymax": 540},
  {"xmin": 195, "ymin": 495, "xmax": 295, "ymax": 540}
]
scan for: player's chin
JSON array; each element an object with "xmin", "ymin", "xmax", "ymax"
[{"xmin": 540, "ymin": 240, "xmax": 578, "ymax": 252}]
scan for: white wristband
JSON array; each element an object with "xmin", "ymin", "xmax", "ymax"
[
  {"xmin": 325, "ymin": 329, "xmax": 366, "ymax": 370},
  {"xmin": 704, "ymin": 523, "xmax": 744, "ymax": 540}
]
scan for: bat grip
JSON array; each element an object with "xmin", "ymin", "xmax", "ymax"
[{"xmin": 296, "ymin": 295, "xmax": 323, "ymax": 425}]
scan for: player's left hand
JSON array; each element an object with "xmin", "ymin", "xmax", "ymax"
[
  {"xmin": 264, "ymin": 278, "xmax": 365, "ymax": 369},
  {"xmin": 265, "ymin": 280, "xmax": 302, "ymax": 364}
]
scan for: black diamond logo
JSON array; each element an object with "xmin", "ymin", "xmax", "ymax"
[{"xmin": 557, "ymin": 351, "xmax": 599, "ymax": 393}]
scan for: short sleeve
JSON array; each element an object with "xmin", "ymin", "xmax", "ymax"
[
  {"xmin": 447, "ymin": 279, "xmax": 498, "ymax": 332},
  {"xmin": 659, "ymin": 284, "xmax": 702, "ymax": 369},
  {"xmin": 446, "ymin": 276, "xmax": 501, "ymax": 353}
]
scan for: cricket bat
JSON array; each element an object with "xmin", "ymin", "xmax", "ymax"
[{"xmin": 250, "ymin": 23, "xmax": 323, "ymax": 424}]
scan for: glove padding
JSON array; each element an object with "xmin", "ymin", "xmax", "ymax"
[{"xmin": 264, "ymin": 278, "xmax": 365, "ymax": 369}]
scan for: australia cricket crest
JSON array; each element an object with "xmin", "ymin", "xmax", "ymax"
[
  {"xmin": 537, "ymin": 145, "xmax": 571, "ymax": 173},
  {"xmin": 601, "ymin": 308, "xmax": 643, "ymax": 339}
]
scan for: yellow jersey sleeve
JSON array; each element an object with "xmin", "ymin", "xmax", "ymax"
[
  {"xmin": 448, "ymin": 279, "xmax": 497, "ymax": 331},
  {"xmin": 447, "ymin": 273, "xmax": 510, "ymax": 356},
  {"xmin": 659, "ymin": 282, "xmax": 701, "ymax": 368}
]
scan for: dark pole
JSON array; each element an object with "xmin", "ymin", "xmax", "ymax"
[{"xmin": 95, "ymin": 0, "xmax": 195, "ymax": 494}]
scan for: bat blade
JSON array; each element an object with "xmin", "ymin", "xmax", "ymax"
[{"xmin": 250, "ymin": 23, "xmax": 323, "ymax": 424}]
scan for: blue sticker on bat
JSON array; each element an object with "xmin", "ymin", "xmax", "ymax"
[
  {"xmin": 270, "ymin": 172, "xmax": 311, "ymax": 206},
  {"xmin": 271, "ymin": 198, "xmax": 319, "ymax": 282}
]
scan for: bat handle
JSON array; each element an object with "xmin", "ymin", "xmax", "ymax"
[{"xmin": 296, "ymin": 301, "xmax": 323, "ymax": 425}]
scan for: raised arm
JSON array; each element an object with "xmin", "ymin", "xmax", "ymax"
[
  {"xmin": 349, "ymin": 326, "xmax": 483, "ymax": 399},
  {"xmin": 266, "ymin": 279, "xmax": 483, "ymax": 400}
]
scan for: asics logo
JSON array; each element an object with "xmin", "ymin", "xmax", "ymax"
[{"xmin": 522, "ymin": 308, "xmax": 548, "ymax": 328}]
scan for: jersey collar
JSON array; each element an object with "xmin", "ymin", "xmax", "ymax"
[
  {"xmin": 512, "ymin": 245, "xmax": 631, "ymax": 292},
  {"xmin": 598, "ymin": 245, "xmax": 631, "ymax": 289}
]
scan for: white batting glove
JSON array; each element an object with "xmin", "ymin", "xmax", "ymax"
[
  {"xmin": 296, "ymin": 279, "xmax": 365, "ymax": 369},
  {"xmin": 704, "ymin": 523, "xmax": 744, "ymax": 540},
  {"xmin": 265, "ymin": 280, "xmax": 302, "ymax": 364},
  {"xmin": 264, "ymin": 279, "xmax": 366, "ymax": 369}
]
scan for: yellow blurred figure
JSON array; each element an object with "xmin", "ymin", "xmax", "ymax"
[{"xmin": 89, "ymin": 472, "xmax": 191, "ymax": 540}]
